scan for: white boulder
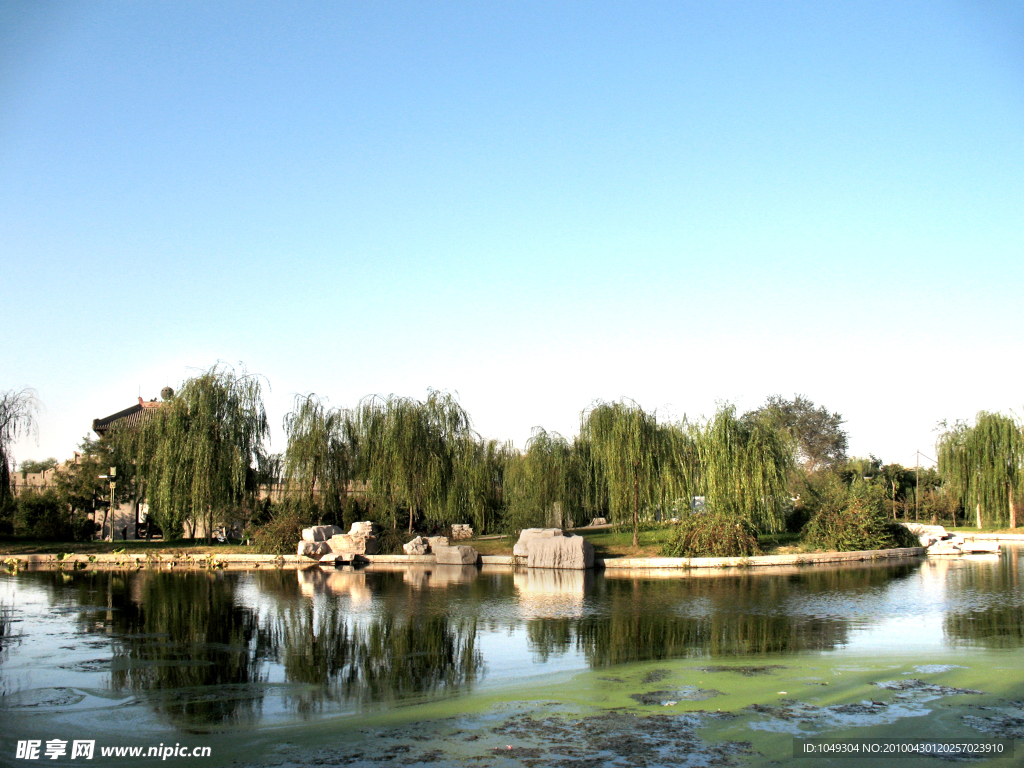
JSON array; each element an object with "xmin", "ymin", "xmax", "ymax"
[
  {"xmin": 301, "ymin": 525, "xmax": 344, "ymax": 542},
  {"xmin": 526, "ymin": 534, "xmax": 594, "ymax": 570},
  {"xmin": 403, "ymin": 536, "xmax": 430, "ymax": 555},
  {"xmin": 513, "ymin": 528, "xmax": 563, "ymax": 557},
  {"xmin": 298, "ymin": 540, "xmax": 332, "ymax": 558},
  {"xmin": 434, "ymin": 544, "xmax": 479, "ymax": 565}
]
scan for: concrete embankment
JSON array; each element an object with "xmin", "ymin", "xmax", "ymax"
[
  {"xmin": 4, "ymin": 548, "xmax": 926, "ymax": 570},
  {"xmin": 958, "ymin": 532, "xmax": 1024, "ymax": 541}
]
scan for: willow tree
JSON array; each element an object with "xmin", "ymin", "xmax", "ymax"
[
  {"xmin": 503, "ymin": 428, "xmax": 578, "ymax": 531},
  {"xmin": 937, "ymin": 412, "xmax": 1022, "ymax": 529},
  {"xmin": 694, "ymin": 406, "xmax": 791, "ymax": 533},
  {"xmin": 355, "ymin": 390, "xmax": 471, "ymax": 532},
  {"xmin": 446, "ymin": 435, "xmax": 509, "ymax": 535},
  {"xmin": 582, "ymin": 400, "xmax": 664, "ymax": 547},
  {"xmin": 0, "ymin": 388, "xmax": 39, "ymax": 514},
  {"xmin": 122, "ymin": 365, "xmax": 269, "ymax": 540},
  {"xmin": 283, "ymin": 394, "xmax": 354, "ymax": 522}
]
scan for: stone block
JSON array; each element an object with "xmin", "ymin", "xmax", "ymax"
[
  {"xmin": 302, "ymin": 525, "xmax": 344, "ymax": 542},
  {"xmin": 450, "ymin": 524, "xmax": 474, "ymax": 541},
  {"xmin": 427, "ymin": 535, "xmax": 449, "ymax": 549},
  {"xmin": 526, "ymin": 534, "xmax": 594, "ymax": 570},
  {"xmin": 328, "ymin": 533, "xmax": 380, "ymax": 555},
  {"xmin": 403, "ymin": 536, "xmax": 429, "ymax": 555},
  {"xmin": 298, "ymin": 540, "xmax": 331, "ymax": 559},
  {"xmin": 513, "ymin": 528, "xmax": 562, "ymax": 558},
  {"xmin": 434, "ymin": 544, "xmax": 479, "ymax": 565},
  {"xmin": 961, "ymin": 540, "xmax": 1000, "ymax": 554}
]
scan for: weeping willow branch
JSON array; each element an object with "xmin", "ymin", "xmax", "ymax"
[
  {"xmin": 354, "ymin": 390, "xmax": 473, "ymax": 532},
  {"xmin": 0, "ymin": 388, "xmax": 40, "ymax": 509},
  {"xmin": 937, "ymin": 411, "xmax": 1022, "ymax": 529},
  {"xmin": 283, "ymin": 394, "xmax": 355, "ymax": 522},
  {"xmin": 692, "ymin": 406, "xmax": 792, "ymax": 533},
  {"xmin": 120, "ymin": 364, "xmax": 269, "ymax": 540}
]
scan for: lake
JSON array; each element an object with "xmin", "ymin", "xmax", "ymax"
[{"xmin": 2, "ymin": 548, "xmax": 1022, "ymax": 766}]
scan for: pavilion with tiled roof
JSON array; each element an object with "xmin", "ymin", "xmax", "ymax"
[{"xmin": 92, "ymin": 397, "xmax": 164, "ymax": 437}]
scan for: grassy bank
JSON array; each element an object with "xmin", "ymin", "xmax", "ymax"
[
  {"xmin": 1, "ymin": 525, "xmax": 910, "ymax": 560},
  {"xmin": 0, "ymin": 536, "xmax": 252, "ymax": 556}
]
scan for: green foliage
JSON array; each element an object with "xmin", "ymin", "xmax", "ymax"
[
  {"xmin": 503, "ymin": 428, "xmax": 578, "ymax": 532},
  {"xmin": 801, "ymin": 478, "xmax": 919, "ymax": 551},
  {"xmin": 249, "ymin": 501, "xmax": 312, "ymax": 554},
  {"xmin": 660, "ymin": 512, "xmax": 762, "ymax": 558},
  {"xmin": 582, "ymin": 400, "xmax": 666, "ymax": 547},
  {"xmin": 120, "ymin": 364, "xmax": 269, "ymax": 540},
  {"xmin": 18, "ymin": 457, "xmax": 57, "ymax": 474},
  {"xmin": 937, "ymin": 411, "xmax": 1022, "ymax": 528},
  {"xmin": 694, "ymin": 406, "xmax": 792, "ymax": 533},
  {"xmin": 283, "ymin": 394, "xmax": 354, "ymax": 523},
  {"xmin": 445, "ymin": 436, "xmax": 509, "ymax": 535},
  {"xmin": 744, "ymin": 393, "xmax": 848, "ymax": 472},
  {"xmin": 355, "ymin": 390, "xmax": 473, "ymax": 532},
  {"xmin": 374, "ymin": 525, "xmax": 408, "ymax": 555},
  {"xmin": 13, "ymin": 489, "xmax": 95, "ymax": 541}
]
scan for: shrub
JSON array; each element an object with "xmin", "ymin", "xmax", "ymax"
[
  {"xmin": 802, "ymin": 479, "xmax": 919, "ymax": 551},
  {"xmin": 661, "ymin": 512, "xmax": 762, "ymax": 558},
  {"xmin": 14, "ymin": 491, "xmax": 78, "ymax": 540},
  {"xmin": 249, "ymin": 501, "xmax": 312, "ymax": 554},
  {"xmin": 374, "ymin": 525, "xmax": 408, "ymax": 555}
]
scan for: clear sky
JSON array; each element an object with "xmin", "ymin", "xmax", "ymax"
[{"xmin": 3, "ymin": 0, "xmax": 1022, "ymax": 469}]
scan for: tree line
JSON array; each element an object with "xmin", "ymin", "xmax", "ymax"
[{"xmin": 2, "ymin": 365, "xmax": 1021, "ymax": 541}]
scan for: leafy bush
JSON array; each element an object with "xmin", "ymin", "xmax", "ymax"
[
  {"xmin": 13, "ymin": 490, "xmax": 95, "ymax": 541},
  {"xmin": 661, "ymin": 512, "xmax": 762, "ymax": 557},
  {"xmin": 249, "ymin": 501, "xmax": 312, "ymax": 554},
  {"xmin": 374, "ymin": 525, "xmax": 408, "ymax": 555},
  {"xmin": 802, "ymin": 479, "xmax": 919, "ymax": 551},
  {"xmin": 70, "ymin": 514, "xmax": 98, "ymax": 542}
]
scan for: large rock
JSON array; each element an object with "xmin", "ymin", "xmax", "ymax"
[
  {"xmin": 513, "ymin": 528, "xmax": 563, "ymax": 557},
  {"xmin": 427, "ymin": 535, "xmax": 449, "ymax": 549},
  {"xmin": 526, "ymin": 534, "xmax": 594, "ymax": 570},
  {"xmin": 327, "ymin": 521, "xmax": 382, "ymax": 556},
  {"xmin": 328, "ymin": 533, "xmax": 380, "ymax": 555},
  {"xmin": 434, "ymin": 544, "xmax": 479, "ymax": 565},
  {"xmin": 451, "ymin": 524, "xmax": 474, "ymax": 541},
  {"xmin": 298, "ymin": 540, "xmax": 331, "ymax": 558},
  {"xmin": 403, "ymin": 536, "xmax": 429, "ymax": 555},
  {"xmin": 302, "ymin": 525, "xmax": 344, "ymax": 542}
]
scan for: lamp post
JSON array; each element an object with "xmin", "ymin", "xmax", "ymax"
[{"xmin": 109, "ymin": 466, "xmax": 116, "ymax": 542}]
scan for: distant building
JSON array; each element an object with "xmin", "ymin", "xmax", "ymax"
[
  {"xmin": 91, "ymin": 395, "xmax": 167, "ymax": 540},
  {"xmin": 92, "ymin": 396, "xmax": 164, "ymax": 437}
]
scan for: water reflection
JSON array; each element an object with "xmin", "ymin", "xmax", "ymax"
[
  {"xmin": 944, "ymin": 546, "xmax": 1024, "ymax": 648},
  {"xmin": 3, "ymin": 549, "xmax": 1022, "ymax": 730},
  {"xmin": 524, "ymin": 570, "xmax": 866, "ymax": 665},
  {"xmin": 105, "ymin": 572, "xmax": 272, "ymax": 730}
]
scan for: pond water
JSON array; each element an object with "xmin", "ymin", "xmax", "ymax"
[{"xmin": 2, "ymin": 548, "xmax": 1023, "ymax": 767}]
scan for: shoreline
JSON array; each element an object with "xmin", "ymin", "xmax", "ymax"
[{"xmin": 3, "ymin": 546, "xmax": 929, "ymax": 571}]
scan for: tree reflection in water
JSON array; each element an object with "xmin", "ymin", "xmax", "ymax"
[
  {"xmin": 943, "ymin": 546, "xmax": 1024, "ymax": 648},
  {"xmin": 271, "ymin": 601, "xmax": 481, "ymax": 716},
  {"xmin": 105, "ymin": 571, "xmax": 272, "ymax": 730},
  {"xmin": 525, "ymin": 565, "xmax": 917, "ymax": 665},
  {"xmin": 52, "ymin": 568, "xmax": 481, "ymax": 726}
]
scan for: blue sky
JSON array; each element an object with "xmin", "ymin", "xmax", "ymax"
[{"xmin": 3, "ymin": 0, "xmax": 1022, "ymax": 467}]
